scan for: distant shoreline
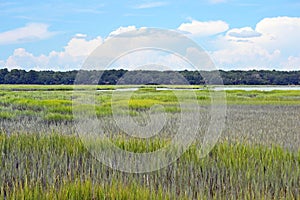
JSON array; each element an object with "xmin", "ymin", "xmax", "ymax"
[{"xmin": 1, "ymin": 68, "xmax": 300, "ymax": 85}]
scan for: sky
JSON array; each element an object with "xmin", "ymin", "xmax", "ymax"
[{"xmin": 0, "ymin": 0, "xmax": 300, "ymax": 71}]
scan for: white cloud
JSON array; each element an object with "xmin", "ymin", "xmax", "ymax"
[
  {"xmin": 210, "ymin": 42, "xmax": 281, "ymax": 69},
  {"xmin": 133, "ymin": 2, "xmax": 168, "ymax": 9},
  {"xmin": 63, "ymin": 34, "xmax": 102, "ymax": 57},
  {"xmin": 254, "ymin": 17, "xmax": 300, "ymax": 52},
  {"xmin": 178, "ymin": 19, "xmax": 229, "ymax": 37},
  {"xmin": 227, "ymin": 27, "xmax": 262, "ymax": 38},
  {"xmin": 74, "ymin": 33, "xmax": 87, "ymax": 38},
  {"xmin": 0, "ymin": 23, "xmax": 57, "ymax": 45},
  {"xmin": 108, "ymin": 50, "xmax": 195, "ymax": 71},
  {"xmin": 4, "ymin": 34, "xmax": 103, "ymax": 71},
  {"xmin": 210, "ymin": 16, "xmax": 300, "ymax": 70},
  {"xmin": 6, "ymin": 48, "xmax": 48, "ymax": 70},
  {"xmin": 3, "ymin": 19, "xmax": 300, "ymax": 71},
  {"xmin": 108, "ymin": 26, "xmax": 138, "ymax": 37}
]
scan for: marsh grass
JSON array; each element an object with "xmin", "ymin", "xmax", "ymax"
[
  {"xmin": 0, "ymin": 133, "xmax": 299, "ymax": 199},
  {"xmin": 1, "ymin": 85, "xmax": 299, "ymax": 122},
  {"xmin": 0, "ymin": 85, "xmax": 300, "ymax": 199}
]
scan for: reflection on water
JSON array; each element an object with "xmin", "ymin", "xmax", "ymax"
[
  {"xmin": 156, "ymin": 88, "xmax": 203, "ymax": 91},
  {"xmin": 97, "ymin": 88, "xmax": 139, "ymax": 92},
  {"xmin": 213, "ymin": 86, "xmax": 300, "ymax": 91},
  {"xmin": 97, "ymin": 86, "xmax": 300, "ymax": 92}
]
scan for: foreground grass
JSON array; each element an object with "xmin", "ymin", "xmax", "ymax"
[
  {"xmin": 0, "ymin": 85, "xmax": 299, "ymax": 199},
  {"xmin": 0, "ymin": 133, "xmax": 299, "ymax": 199}
]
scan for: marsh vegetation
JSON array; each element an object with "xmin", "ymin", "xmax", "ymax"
[{"xmin": 0, "ymin": 85, "xmax": 299, "ymax": 199}]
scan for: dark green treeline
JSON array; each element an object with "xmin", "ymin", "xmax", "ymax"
[{"xmin": 0, "ymin": 68, "xmax": 299, "ymax": 85}]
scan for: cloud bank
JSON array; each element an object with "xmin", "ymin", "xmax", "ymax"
[
  {"xmin": 5, "ymin": 34, "xmax": 102, "ymax": 71},
  {"xmin": 211, "ymin": 16, "xmax": 300, "ymax": 70},
  {"xmin": 2, "ymin": 17, "xmax": 300, "ymax": 71}
]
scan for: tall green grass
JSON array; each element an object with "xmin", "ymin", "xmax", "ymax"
[
  {"xmin": 0, "ymin": 85, "xmax": 299, "ymax": 199},
  {"xmin": 1, "ymin": 86, "xmax": 299, "ymax": 122},
  {"xmin": 0, "ymin": 133, "xmax": 299, "ymax": 199}
]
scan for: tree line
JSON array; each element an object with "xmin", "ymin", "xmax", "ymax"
[{"xmin": 0, "ymin": 68, "xmax": 299, "ymax": 85}]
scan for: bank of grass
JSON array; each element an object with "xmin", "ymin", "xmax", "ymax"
[
  {"xmin": 1, "ymin": 85, "xmax": 300, "ymax": 122},
  {"xmin": 225, "ymin": 89, "xmax": 300, "ymax": 105},
  {"xmin": 0, "ymin": 133, "xmax": 299, "ymax": 199},
  {"xmin": 0, "ymin": 85, "xmax": 300, "ymax": 199}
]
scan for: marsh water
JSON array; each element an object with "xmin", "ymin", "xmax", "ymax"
[
  {"xmin": 97, "ymin": 86, "xmax": 300, "ymax": 92},
  {"xmin": 213, "ymin": 86, "xmax": 300, "ymax": 91}
]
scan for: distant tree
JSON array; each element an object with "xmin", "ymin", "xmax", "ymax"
[
  {"xmin": 4, "ymin": 69, "xmax": 22, "ymax": 84},
  {"xmin": 0, "ymin": 68, "xmax": 8, "ymax": 84},
  {"xmin": 23, "ymin": 70, "xmax": 38, "ymax": 84}
]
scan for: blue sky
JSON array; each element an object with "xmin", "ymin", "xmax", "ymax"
[{"xmin": 1, "ymin": 0, "xmax": 300, "ymax": 71}]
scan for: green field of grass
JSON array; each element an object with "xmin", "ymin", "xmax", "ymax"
[
  {"xmin": 0, "ymin": 85, "xmax": 299, "ymax": 199},
  {"xmin": 1, "ymin": 85, "xmax": 299, "ymax": 121}
]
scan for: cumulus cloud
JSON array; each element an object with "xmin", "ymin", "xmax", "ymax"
[
  {"xmin": 256, "ymin": 16, "xmax": 300, "ymax": 35},
  {"xmin": 108, "ymin": 26, "xmax": 138, "ymax": 38},
  {"xmin": 254, "ymin": 17, "xmax": 300, "ymax": 52},
  {"xmin": 4, "ymin": 34, "xmax": 103, "ymax": 71},
  {"xmin": 63, "ymin": 34, "xmax": 102, "ymax": 57},
  {"xmin": 6, "ymin": 48, "xmax": 48, "ymax": 70},
  {"xmin": 3, "ymin": 25, "xmax": 147, "ymax": 71},
  {"xmin": 3, "ymin": 19, "xmax": 300, "ymax": 71},
  {"xmin": 74, "ymin": 33, "xmax": 88, "ymax": 39},
  {"xmin": 210, "ymin": 42, "xmax": 281, "ymax": 69},
  {"xmin": 178, "ymin": 19, "xmax": 229, "ymax": 37},
  {"xmin": 108, "ymin": 50, "xmax": 194, "ymax": 71},
  {"xmin": 227, "ymin": 27, "xmax": 262, "ymax": 38},
  {"xmin": 211, "ymin": 16, "xmax": 300, "ymax": 70},
  {"xmin": 0, "ymin": 23, "xmax": 57, "ymax": 45}
]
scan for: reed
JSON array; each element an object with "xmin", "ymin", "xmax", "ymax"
[{"xmin": 0, "ymin": 85, "xmax": 299, "ymax": 199}]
